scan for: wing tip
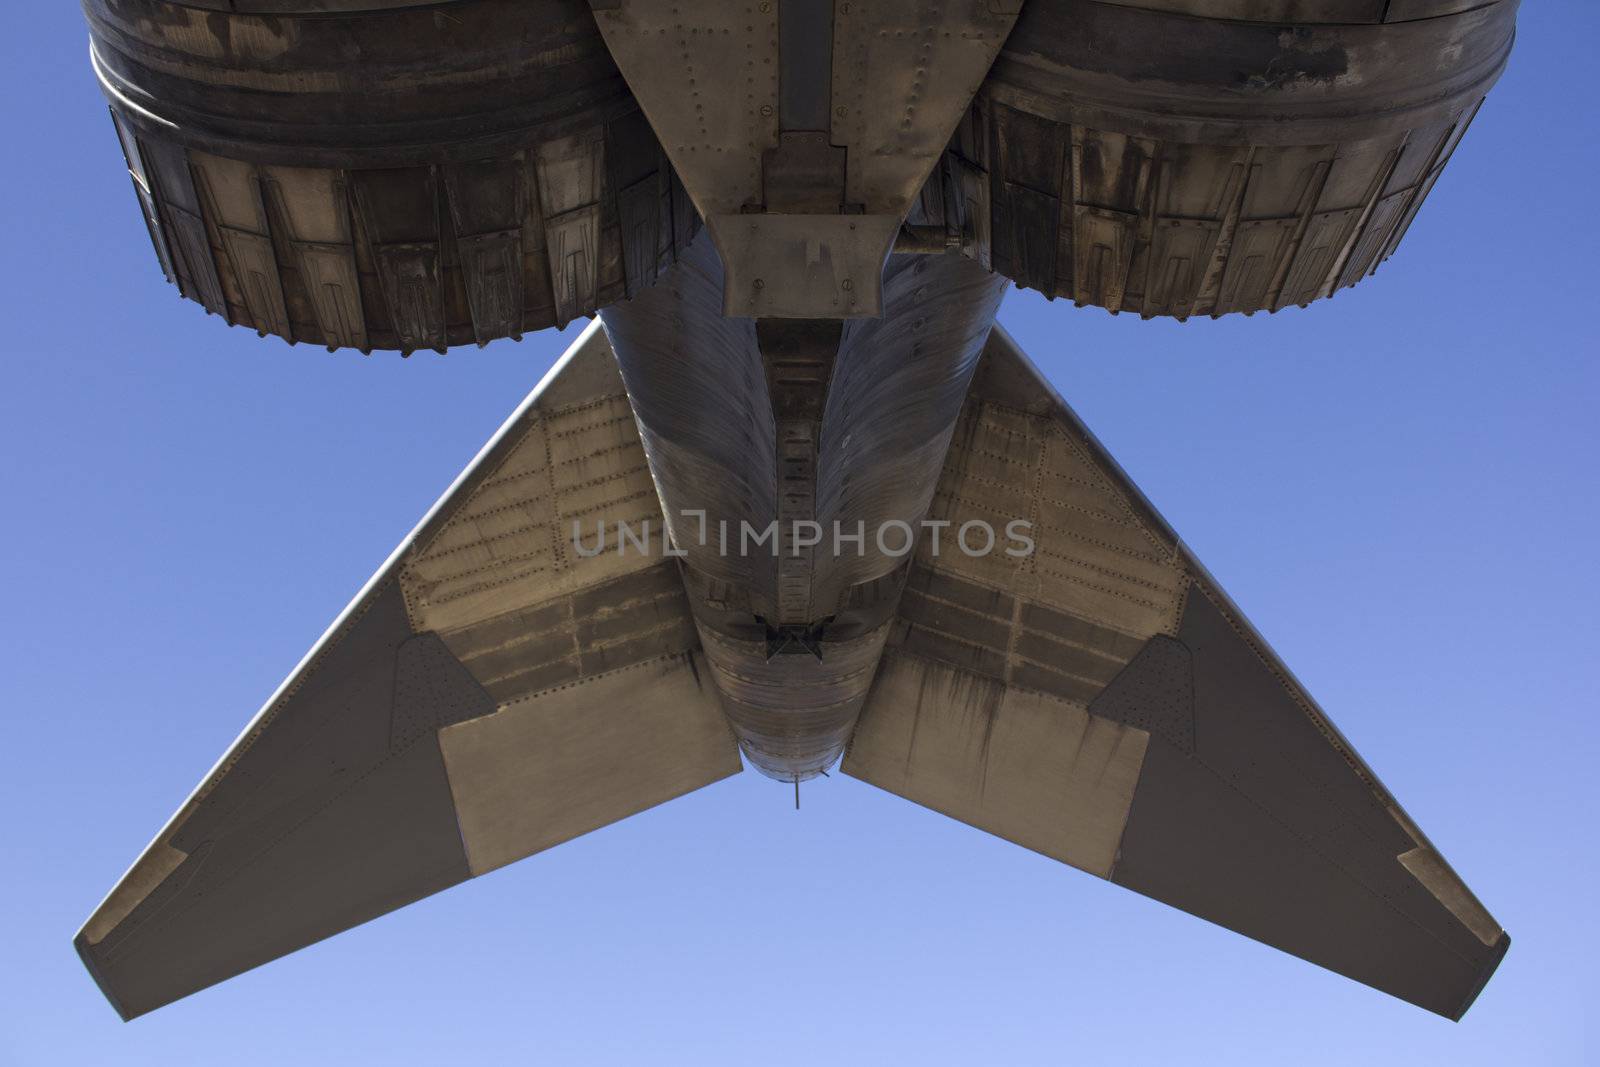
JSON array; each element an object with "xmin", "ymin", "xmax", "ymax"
[
  {"xmin": 1450, "ymin": 930, "xmax": 1511, "ymax": 1022},
  {"xmin": 74, "ymin": 931, "xmax": 136, "ymax": 1023}
]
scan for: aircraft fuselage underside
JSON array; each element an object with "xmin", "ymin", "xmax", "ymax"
[{"xmin": 76, "ymin": 0, "xmax": 1517, "ymax": 1022}]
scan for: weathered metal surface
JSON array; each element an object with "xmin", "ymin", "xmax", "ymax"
[
  {"xmin": 399, "ymin": 333, "xmax": 670, "ymax": 636},
  {"xmin": 77, "ymin": 0, "xmax": 1518, "ymax": 1023},
  {"xmin": 811, "ymin": 253, "xmax": 1008, "ymax": 612},
  {"xmin": 1093, "ymin": 0, "xmax": 1490, "ymax": 20},
  {"xmin": 759, "ymin": 319, "xmax": 844, "ymax": 626},
  {"xmin": 74, "ymin": 323, "xmax": 741, "ymax": 1019},
  {"xmin": 592, "ymin": 0, "xmax": 1018, "ymax": 317},
  {"xmin": 602, "ymin": 237, "xmax": 1003, "ymax": 780},
  {"xmin": 85, "ymin": 0, "xmax": 697, "ymax": 349},
  {"xmin": 959, "ymin": 0, "xmax": 1518, "ymax": 316},
  {"xmin": 713, "ymin": 214, "xmax": 901, "ymax": 318},
  {"xmin": 588, "ymin": 0, "xmax": 780, "ymax": 220},
  {"xmin": 441, "ymin": 650, "xmax": 740, "ymax": 876},
  {"xmin": 87, "ymin": 0, "xmax": 625, "ymax": 164},
  {"xmin": 893, "ymin": 562, "xmax": 1152, "ymax": 705},
  {"xmin": 165, "ymin": 0, "xmax": 462, "ymax": 11},
  {"xmin": 88, "ymin": 0, "xmax": 1518, "ymax": 328},
  {"xmin": 910, "ymin": 373, "xmax": 1188, "ymax": 642},
  {"xmin": 598, "ymin": 235, "xmax": 779, "ymax": 605},
  {"xmin": 700, "ymin": 620, "xmax": 891, "ymax": 781},
  {"xmin": 844, "ymin": 650, "xmax": 1149, "ymax": 877},
  {"xmin": 829, "ymin": 0, "xmax": 1018, "ymax": 216},
  {"xmin": 843, "ymin": 326, "xmax": 1509, "ymax": 1020},
  {"xmin": 434, "ymin": 563, "xmax": 701, "ymax": 708}
]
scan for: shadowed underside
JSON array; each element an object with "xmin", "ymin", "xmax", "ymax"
[
  {"xmin": 76, "ymin": 0, "xmax": 1515, "ymax": 1023},
  {"xmin": 86, "ymin": 0, "xmax": 1516, "ymax": 345}
]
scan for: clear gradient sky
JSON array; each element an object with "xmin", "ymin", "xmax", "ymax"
[{"xmin": 1, "ymin": 4, "xmax": 1595, "ymax": 1064}]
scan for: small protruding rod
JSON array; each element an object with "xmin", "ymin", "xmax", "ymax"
[
  {"xmin": 895, "ymin": 224, "xmax": 962, "ymax": 255},
  {"xmin": 794, "ymin": 774, "xmax": 801, "ymax": 811}
]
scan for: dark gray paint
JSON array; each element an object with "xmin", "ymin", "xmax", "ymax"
[
  {"xmin": 1088, "ymin": 636, "xmax": 1195, "ymax": 753},
  {"xmin": 1113, "ymin": 587, "xmax": 1506, "ymax": 1020},
  {"xmin": 779, "ymin": 0, "xmax": 834, "ymax": 133},
  {"xmin": 75, "ymin": 583, "xmax": 480, "ymax": 1020}
]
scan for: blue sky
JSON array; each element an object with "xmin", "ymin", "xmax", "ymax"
[{"xmin": 1, "ymin": 3, "xmax": 1595, "ymax": 1064}]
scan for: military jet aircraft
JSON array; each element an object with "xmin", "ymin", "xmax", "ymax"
[{"xmin": 76, "ymin": 0, "xmax": 1518, "ymax": 1021}]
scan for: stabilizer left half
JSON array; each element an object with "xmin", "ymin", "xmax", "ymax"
[{"xmin": 76, "ymin": 322, "xmax": 741, "ymax": 1019}]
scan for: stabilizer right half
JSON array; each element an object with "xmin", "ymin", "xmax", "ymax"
[{"xmin": 842, "ymin": 325, "xmax": 1507, "ymax": 1020}]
